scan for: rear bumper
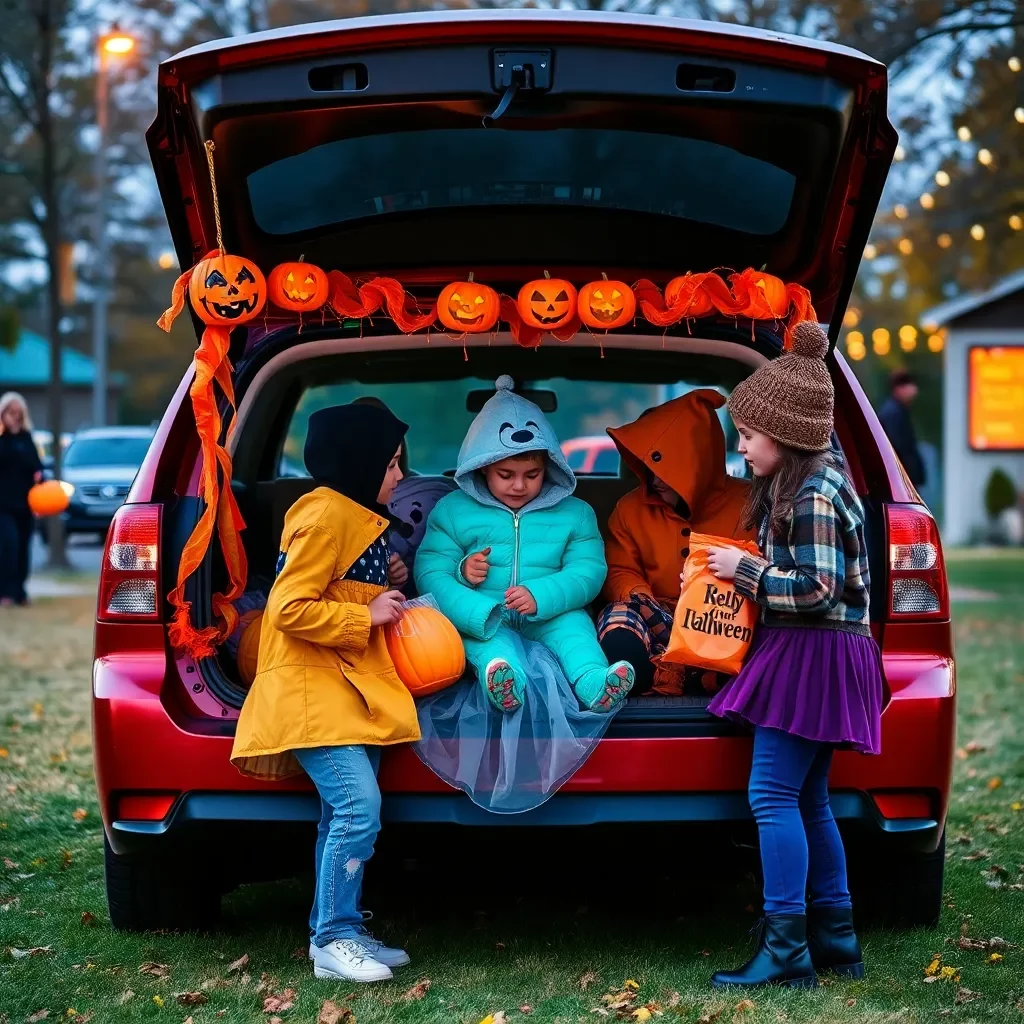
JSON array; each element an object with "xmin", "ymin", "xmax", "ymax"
[
  {"xmin": 94, "ymin": 651, "xmax": 955, "ymax": 859},
  {"xmin": 107, "ymin": 788, "xmax": 941, "ymax": 858}
]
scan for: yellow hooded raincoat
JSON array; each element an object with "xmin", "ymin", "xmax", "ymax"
[{"xmin": 230, "ymin": 487, "xmax": 420, "ymax": 781}]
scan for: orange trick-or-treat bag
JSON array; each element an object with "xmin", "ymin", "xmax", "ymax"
[{"xmin": 660, "ymin": 532, "xmax": 762, "ymax": 677}]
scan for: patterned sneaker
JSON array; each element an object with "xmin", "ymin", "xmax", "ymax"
[
  {"xmin": 588, "ymin": 660, "xmax": 635, "ymax": 713},
  {"xmin": 311, "ymin": 938, "xmax": 393, "ymax": 982},
  {"xmin": 484, "ymin": 658, "xmax": 522, "ymax": 713}
]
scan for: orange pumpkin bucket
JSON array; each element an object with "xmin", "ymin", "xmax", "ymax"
[
  {"xmin": 28, "ymin": 480, "xmax": 70, "ymax": 518},
  {"xmin": 660, "ymin": 532, "xmax": 762, "ymax": 677},
  {"xmin": 386, "ymin": 598, "xmax": 466, "ymax": 698}
]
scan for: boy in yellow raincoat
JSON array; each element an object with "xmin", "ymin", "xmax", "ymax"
[{"xmin": 231, "ymin": 403, "xmax": 419, "ymax": 983}]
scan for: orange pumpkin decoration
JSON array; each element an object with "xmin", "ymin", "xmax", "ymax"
[
  {"xmin": 437, "ymin": 274, "xmax": 500, "ymax": 333},
  {"xmin": 28, "ymin": 480, "xmax": 70, "ymax": 518},
  {"xmin": 188, "ymin": 253, "xmax": 266, "ymax": 325},
  {"xmin": 386, "ymin": 604, "xmax": 465, "ymax": 697},
  {"xmin": 578, "ymin": 274, "xmax": 636, "ymax": 330},
  {"xmin": 517, "ymin": 272, "xmax": 577, "ymax": 330},
  {"xmin": 268, "ymin": 258, "xmax": 329, "ymax": 312},
  {"xmin": 664, "ymin": 273, "xmax": 715, "ymax": 318},
  {"xmin": 751, "ymin": 272, "xmax": 788, "ymax": 318}
]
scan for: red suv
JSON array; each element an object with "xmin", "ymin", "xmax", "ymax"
[{"xmin": 94, "ymin": 10, "xmax": 954, "ymax": 932}]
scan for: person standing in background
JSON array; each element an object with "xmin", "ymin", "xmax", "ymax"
[
  {"xmin": 0, "ymin": 392, "xmax": 44, "ymax": 607},
  {"xmin": 878, "ymin": 370, "xmax": 926, "ymax": 489}
]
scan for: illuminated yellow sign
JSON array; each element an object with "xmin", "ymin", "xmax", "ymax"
[{"xmin": 969, "ymin": 347, "xmax": 1024, "ymax": 450}]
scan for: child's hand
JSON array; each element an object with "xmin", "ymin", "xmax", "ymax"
[
  {"xmin": 505, "ymin": 585, "xmax": 537, "ymax": 615},
  {"xmin": 368, "ymin": 590, "xmax": 405, "ymax": 626},
  {"xmin": 707, "ymin": 546, "xmax": 743, "ymax": 581},
  {"xmin": 388, "ymin": 553, "xmax": 409, "ymax": 588},
  {"xmin": 462, "ymin": 547, "xmax": 491, "ymax": 586}
]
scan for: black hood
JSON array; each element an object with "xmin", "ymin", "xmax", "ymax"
[{"xmin": 303, "ymin": 403, "xmax": 408, "ymax": 517}]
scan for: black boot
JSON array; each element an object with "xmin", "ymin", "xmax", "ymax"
[
  {"xmin": 807, "ymin": 906, "xmax": 864, "ymax": 978},
  {"xmin": 711, "ymin": 915, "xmax": 818, "ymax": 989}
]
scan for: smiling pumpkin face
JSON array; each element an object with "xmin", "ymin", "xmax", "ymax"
[
  {"xmin": 578, "ymin": 278, "xmax": 636, "ymax": 330},
  {"xmin": 189, "ymin": 255, "xmax": 266, "ymax": 325},
  {"xmin": 517, "ymin": 276, "xmax": 577, "ymax": 330},
  {"xmin": 437, "ymin": 279, "xmax": 499, "ymax": 333},
  {"xmin": 268, "ymin": 261, "xmax": 329, "ymax": 311}
]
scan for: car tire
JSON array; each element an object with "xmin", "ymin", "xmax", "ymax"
[
  {"xmin": 853, "ymin": 830, "xmax": 945, "ymax": 928},
  {"xmin": 104, "ymin": 835, "xmax": 221, "ymax": 931}
]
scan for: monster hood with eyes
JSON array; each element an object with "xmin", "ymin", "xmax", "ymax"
[{"xmin": 453, "ymin": 374, "xmax": 576, "ymax": 513}]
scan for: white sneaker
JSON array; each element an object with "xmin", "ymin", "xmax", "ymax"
[
  {"xmin": 309, "ymin": 934, "xmax": 410, "ymax": 968},
  {"xmin": 311, "ymin": 938, "xmax": 393, "ymax": 982}
]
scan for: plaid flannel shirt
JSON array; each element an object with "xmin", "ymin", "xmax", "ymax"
[{"xmin": 733, "ymin": 464, "xmax": 871, "ymax": 636}]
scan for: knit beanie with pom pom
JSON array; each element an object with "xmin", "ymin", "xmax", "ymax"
[{"xmin": 726, "ymin": 321, "xmax": 834, "ymax": 452}]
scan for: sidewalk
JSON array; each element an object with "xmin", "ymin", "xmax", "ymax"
[{"xmin": 26, "ymin": 574, "xmax": 98, "ymax": 599}]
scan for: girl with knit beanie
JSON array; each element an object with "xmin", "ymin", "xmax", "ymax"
[{"xmin": 702, "ymin": 322, "xmax": 885, "ymax": 990}]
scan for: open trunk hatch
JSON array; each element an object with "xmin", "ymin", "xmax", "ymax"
[{"xmin": 148, "ymin": 10, "xmax": 896, "ymax": 344}]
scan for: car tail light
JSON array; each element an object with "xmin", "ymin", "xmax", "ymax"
[
  {"xmin": 116, "ymin": 793, "xmax": 176, "ymax": 821},
  {"xmin": 872, "ymin": 791, "xmax": 933, "ymax": 820},
  {"xmin": 99, "ymin": 504, "xmax": 161, "ymax": 621},
  {"xmin": 885, "ymin": 504, "xmax": 949, "ymax": 620}
]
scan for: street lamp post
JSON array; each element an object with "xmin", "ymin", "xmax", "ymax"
[{"xmin": 92, "ymin": 26, "xmax": 134, "ymax": 428}]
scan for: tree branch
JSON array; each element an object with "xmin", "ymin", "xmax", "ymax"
[
  {"xmin": 0, "ymin": 63, "xmax": 39, "ymax": 131},
  {"xmin": 890, "ymin": 15, "xmax": 1024, "ymax": 64}
]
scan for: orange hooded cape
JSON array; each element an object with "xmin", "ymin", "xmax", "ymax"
[{"xmin": 603, "ymin": 389, "xmax": 754, "ymax": 607}]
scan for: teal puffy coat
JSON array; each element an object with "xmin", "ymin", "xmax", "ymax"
[{"xmin": 414, "ymin": 488, "xmax": 607, "ymax": 639}]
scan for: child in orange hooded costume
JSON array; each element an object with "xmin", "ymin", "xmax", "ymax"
[{"xmin": 597, "ymin": 389, "xmax": 754, "ymax": 695}]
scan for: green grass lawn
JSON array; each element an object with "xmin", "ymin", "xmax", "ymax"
[{"xmin": 2, "ymin": 552, "xmax": 1023, "ymax": 1023}]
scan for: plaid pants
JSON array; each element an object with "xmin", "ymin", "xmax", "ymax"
[{"xmin": 597, "ymin": 594, "xmax": 721, "ymax": 696}]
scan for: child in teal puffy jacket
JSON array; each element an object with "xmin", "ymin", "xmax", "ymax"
[{"xmin": 415, "ymin": 375, "xmax": 635, "ymax": 714}]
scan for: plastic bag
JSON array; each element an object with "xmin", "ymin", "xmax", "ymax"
[
  {"xmin": 659, "ymin": 532, "xmax": 761, "ymax": 676},
  {"xmin": 385, "ymin": 594, "xmax": 465, "ymax": 698}
]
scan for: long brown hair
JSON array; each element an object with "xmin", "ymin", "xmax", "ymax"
[{"xmin": 742, "ymin": 445, "xmax": 846, "ymax": 536}]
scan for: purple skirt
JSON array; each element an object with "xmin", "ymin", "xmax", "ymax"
[{"xmin": 707, "ymin": 625, "xmax": 885, "ymax": 754}]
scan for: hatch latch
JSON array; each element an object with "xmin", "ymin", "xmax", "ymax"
[{"xmin": 484, "ymin": 50, "xmax": 552, "ymax": 127}]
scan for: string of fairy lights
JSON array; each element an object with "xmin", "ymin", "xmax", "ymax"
[{"xmin": 843, "ymin": 53, "xmax": 1022, "ymax": 363}]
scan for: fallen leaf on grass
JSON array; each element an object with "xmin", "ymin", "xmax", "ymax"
[
  {"xmin": 954, "ymin": 987, "xmax": 982, "ymax": 1005},
  {"xmin": 985, "ymin": 952, "xmax": 1004, "ymax": 964},
  {"xmin": 665, "ymin": 993, "xmax": 681, "ymax": 1008},
  {"xmin": 633, "ymin": 1010, "xmax": 652, "ymax": 1022},
  {"xmin": 3, "ymin": 858, "xmax": 17, "ymax": 869},
  {"xmin": 401, "ymin": 979, "xmax": 431, "ymax": 1001},
  {"xmin": 183, "ymin": 1018, "xmax": 193, "ymax": 1024},
  {"xmin": 962, "ymin": 849, "xmax": 991, "ymax": 861},
  {"xmin": 263, "ymin": 990, "xmax": 297, "ymax": 1014},
  {"xmin": 478, "ymin": 1015, "xmax": 507, "ymax": 1024},
  {"xmin": 116, "ymin": 991, "xmax": 134, "ymax": 1006},
  {"xmin": 71, "ymin": 809, "xmax": 87, "ymax": 822},
  {"xmin": 139, "ymin": 962, "xmax": 170, "ymax": 978},
  {"xmin": 957, "ymin": 936, "xmax": 1009, "ymax": 951},
  {"xmin": 10, "ymin": 947, "xmax": 52, "ymax": 959},
  {"xmin": 26, "ymin": 1011, "xmax": 49, "ymax": 1022},
  {"xmin": 846, "ymin": 999, "xmax": 856, "ymax": 1007},
  {"xmin": 580, "ymin": 972, "xmax": 599, "ymax": 991},
  {"xmin": 175, "ymin": 993, "xmax": 208, "ymax": 1007},
  {"xmin": 79, "ymin": 912, "xmax": 95, "ymax": 927},
  {"xmin": 0, "ymin": 747, "xmax": 7, "ymax": 758},
  {"xmin": 227, "ymin": 953, "xmax": 249, "ymax": 974},
  {"xmin": 317, "ymin": 999, "xmax": 355, "ymax": 1024},
  {"xmin": 269, "ymin": 1018, "xmax": 283, "ymax": 1024},
  {"xmin": 519, "ymin": 1007, "xmax": 533, "ymax": 1015},
  {"xmin": 69, "ymin": 1014, "xmax": 92, "ymax": 1024},
  {"xmin": 1011, "ymin": 802, "xmax": 1022, "ymax": 813},
  {"xmin": 987, "ymin": 777, "xmax": 1002, "ymax": 791},
  {"xmin": 697, "ymin": 1007, "xmax": 724, "ymax": 1024},
  {"xmin": 735, "ymin": 1000, "xmax": 755, "ymax": 1013},
  {"xmin": 152, "ymin": 996, "xmax": 164, "ymax": 1008}
]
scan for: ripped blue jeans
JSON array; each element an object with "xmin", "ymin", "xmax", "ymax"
[{"xmin": 294, "ymin": 745, "xmax": 382, "ymax": 947}]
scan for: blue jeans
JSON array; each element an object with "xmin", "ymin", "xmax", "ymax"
[
  {"xmin": 294, "ymin": 745, "xmax": 382, "ymax": 946},
  {"xmin": 749, "ymin": 727, "xmax": 852, "ymax": 916}
]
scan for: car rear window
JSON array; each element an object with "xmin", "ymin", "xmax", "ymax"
[
  {"xmin": 64, "ymin": 436, "xmax": 152, "ymax": 468},
  {"xmin": 277, "ymin": 379, "xmax": 740, "ymax": 479},
  {"xmin": 247, "ymin": 129, "xmax": 796, "ymax": 237}
]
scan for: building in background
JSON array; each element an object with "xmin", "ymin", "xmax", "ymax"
[
  {"xmin": 0, "ymin": 328, "xmax": 124, "ymax": 432},
  {"xmin": 925, "ymin": 270, "xmax": 1024, "ymax": 546}
]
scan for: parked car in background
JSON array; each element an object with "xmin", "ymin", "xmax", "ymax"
[
  {"xmin": 42, "ymin": 427, "xmax": 155, "ymax": 542},
  {"xmin": 562, "ymin": 433, "xmax": 750, "ymax": 479}
]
